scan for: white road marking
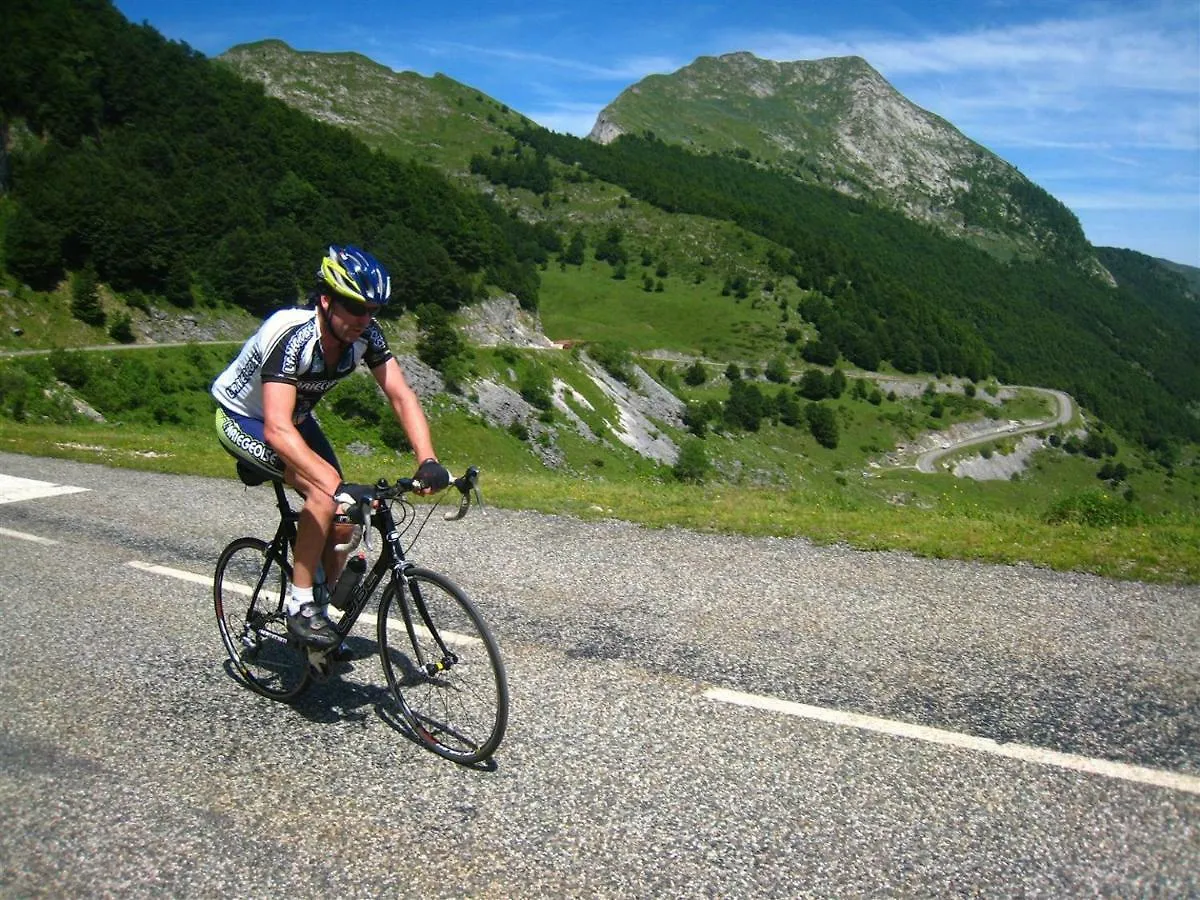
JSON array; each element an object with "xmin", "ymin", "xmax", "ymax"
[
  {"xmin": 704, "ymin": 687, "xmax": 1200, "ymax": 796},
  {"xmin": 128, "ymin": 561, "xmax": 479, "ymax": 646},
  {"xmin": 0, "ymin": 526, "xmax": 58, "ymax": 545},
  {"xmin": 128, "ymin": 560, "xmax": 279, "ymax": 603},
  {"xmin": 128, "ymin": 561, "xmax": 213, "ymax": 588},
  {"xmin": 129, "ymin": 558, "xmax": 1195, "ymax": 794},
  {"xmin": 0, "ymin": 474, "xmax": 90, "ymax": 505}
]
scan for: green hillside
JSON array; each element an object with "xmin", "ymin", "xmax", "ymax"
[
  {"xmin": 217, "ymin": 40, "xmax": 534, "ymax": 173},
  {"xmin": 589, "ymin": 53, "xmax": 1094, "ymax": 264},
  {"xmin": 214, "ymin": 41, "xmax": 1200, "ymax": 449},
  {"xmin": 0, "ymin": 0, "xmax": 1197, "ymax": 582}
]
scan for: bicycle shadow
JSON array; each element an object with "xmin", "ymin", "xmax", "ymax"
[
  {"xmin": 375, "ymin": 700, "xmax": 498, "ymax": 773},
  {"xmin": 222, "ymin": 636, "xmax": 499, "ymax": 772}
]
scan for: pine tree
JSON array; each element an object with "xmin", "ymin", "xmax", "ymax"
[{"xmin": 71, "ymin": 268, "xmax": 105, "ymax": 327}]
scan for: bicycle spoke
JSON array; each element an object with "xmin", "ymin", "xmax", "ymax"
[
  {"xmin": 214, "ymin": 537, "xmax": 309, "ymax": 701},
  {"xmin": 378, "ymin": 569, "xmax": 508, "ymax": 763}
]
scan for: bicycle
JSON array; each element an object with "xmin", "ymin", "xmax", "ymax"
[{"xmin": 213, "ymin": 461, "xmax": 508, "ymax": 764}]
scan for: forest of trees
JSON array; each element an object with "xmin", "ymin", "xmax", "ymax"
[{"xmin": 0, "ymin": 0, "xmax": 550, "ymax": 315}]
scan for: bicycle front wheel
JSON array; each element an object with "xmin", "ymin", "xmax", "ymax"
[
  {"xmin": 378, "ymin": 568, "xmax": 509, "ymax": 764},
  {"xmin": 214, "ymin": 537, "xmax": 309, "ymax": 701}
]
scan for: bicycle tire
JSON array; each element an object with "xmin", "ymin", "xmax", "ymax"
[
  {"xmin": 378, "ymin": 568, "xmax": 509, "ymax": 763},
  {"xmin": 214, "ymin": 537, "xmax": 310, "ymax": 701}
]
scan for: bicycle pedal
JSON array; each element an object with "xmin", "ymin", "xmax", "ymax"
[{"xmin": 306, "ymin": 647, "xmax": 331, "ymax": 682}]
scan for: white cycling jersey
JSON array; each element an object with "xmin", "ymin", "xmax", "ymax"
[{"xmin": 211, "ymin": 306, "xmax": 393, "ymax": 424}]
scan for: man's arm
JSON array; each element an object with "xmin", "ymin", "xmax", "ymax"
[
  {"xmin": 262, "ymin": 381, "xmax": 342, "ymax": 497},
  {"xmin": 372, "ymin": 357, "xmax": 437, "ymax": 463}
]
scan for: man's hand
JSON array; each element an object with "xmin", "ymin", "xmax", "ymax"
[
  {"xmin": 333, "ymin": 482, "xmax": 376, "ymax": 522},
  {"xmin": 413, "ymin": 458, "xmax": 450, "ymax": 494}
]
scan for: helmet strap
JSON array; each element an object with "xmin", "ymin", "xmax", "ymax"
[{"xmin": 317, "ymin": 293, "xmax": 348, "ymax": 350}]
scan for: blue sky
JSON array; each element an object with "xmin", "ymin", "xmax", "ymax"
[{"xmin": 114, "ymin": 0, "xmax": 1199, "ymax": 266}]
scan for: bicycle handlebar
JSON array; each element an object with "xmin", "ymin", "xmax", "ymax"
[{"xmin": 333, "ymin": 465, "xmax": 484, "ymax": 552}]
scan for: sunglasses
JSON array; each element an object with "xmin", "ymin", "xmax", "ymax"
[{"xmin": 336, "ymin": 296, "xmax": 380, "ymax": 317}]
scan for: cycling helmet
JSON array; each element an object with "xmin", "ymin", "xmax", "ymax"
[{"xmin": 318, "ymin": 244, "xmax": 391, "ymax": 305}]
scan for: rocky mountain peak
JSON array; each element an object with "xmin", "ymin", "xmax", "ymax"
[{"xmin": 587, "ymin": 52, "xmax": 1091, "ymax": 263}]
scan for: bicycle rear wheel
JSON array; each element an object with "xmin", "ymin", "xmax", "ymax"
[
  {"xmin": 214, "ymin": 537, "xmax": 309, "ymax": 701},
  {"xmin": 378, "ymin": 568, "xmax": 508, "ymax": 764}
]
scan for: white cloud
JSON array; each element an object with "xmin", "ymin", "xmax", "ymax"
[{"xmin": 425, "ymin": 41, "xmax": 681, "ymax": 83}]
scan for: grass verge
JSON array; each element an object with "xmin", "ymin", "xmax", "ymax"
[{"xmin": 2, "ymin": 421, "xmax": 1195, "ymax": 584}]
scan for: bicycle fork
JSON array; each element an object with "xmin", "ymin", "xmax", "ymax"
[{"xmin": 389, "ymin": 561, "xmax": 458, "ymax": 677}]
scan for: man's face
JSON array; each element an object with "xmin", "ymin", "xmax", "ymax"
[{"xmin": 322, "ymin": 293, "xmax": 380, "ymax": 343}]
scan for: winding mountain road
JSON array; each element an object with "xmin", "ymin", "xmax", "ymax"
[{"xmin": 915, "ymin": 387, "xmax": 1075, "ymax": 474}]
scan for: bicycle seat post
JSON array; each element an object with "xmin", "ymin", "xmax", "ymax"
[{"xmin": 271, "ymin": 479, "xmax": 296, "ymax": 522}]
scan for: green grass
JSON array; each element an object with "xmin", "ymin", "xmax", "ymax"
[
  {"xmin": 0, "ymin": 271, "xmax": 260, "ymax": 353},
  {"xmin": 539, "ymin": 260, "xmax": 792, "ymax": 360},
  {"xmin": 2, "ymin": 301, "xmax": 1197, "ymax": 585},
  {"xmin": 2, "ymin": 395, "xmax": 1196, "ymax": 584}
]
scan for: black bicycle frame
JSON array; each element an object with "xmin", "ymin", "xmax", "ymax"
[{"xmin": 258, "ymin": 479, "xmax": 454, "ymax": 668}]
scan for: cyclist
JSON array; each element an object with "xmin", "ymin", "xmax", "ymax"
[{"xmin": 212, "ymin": 244, "xmax": 450, "ymax": 649}]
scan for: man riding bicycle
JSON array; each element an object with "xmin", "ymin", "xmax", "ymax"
[{"xmin": 212, "ymin": 244, "xmax": 449, "ymax": 649}]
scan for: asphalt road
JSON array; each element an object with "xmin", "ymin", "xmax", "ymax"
[
  {"xmin": 915, "ymin": 388, "xmax": 1075, "ymax": 474},
  {"xmin": 1, "ymin": 451, "xmax": 1197, "ymax": 898}
]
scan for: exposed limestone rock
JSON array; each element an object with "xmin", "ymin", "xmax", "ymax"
[{"xmin": 458, "ymin": 295, "xmax": 556, "ymax": 349}]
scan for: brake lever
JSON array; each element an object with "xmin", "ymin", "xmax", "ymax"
[
  {"xmin": 333, "ymin": 498, "xmax": 374, "ymax": 552},
  {"xmin": 442, "ymin": 468, "xmax": 485, "ymax": 521},
  {"xmin": 443, "ymin": 491, "xmax": 470, "ymax": 521}
]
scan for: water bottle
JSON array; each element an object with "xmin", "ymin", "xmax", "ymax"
[{"xmin": 329, "ymin": 552, "xmax": 366, "ymax": 611}]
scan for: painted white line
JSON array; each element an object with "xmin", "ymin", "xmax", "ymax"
[
  {"xmin": 128, "ymin": 561, "xmax": 214, "ymax": 589},
  {"xmin": 380, "ymin": 613, "xmax": 482, "ymax": 648},
  {"xmin": 0, "ymin": 474, "xmax": 90, "ymax": 505},
  {"xmin": 0, "ymin": 526, "xmax": 58, "ymax": 545},
  {"xmin": 128, "ymin": 561, "xmax": 280, "ymax": 603},
  {"xmin": 128, "ymin": 561, "xmax": 478, "ymax": 646},
  {"xmin": 704, "ymin": 687, "xmax": 1200, "ymax": 796}
]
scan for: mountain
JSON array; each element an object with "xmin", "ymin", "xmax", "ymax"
[
  {"xmin": 3, "ymin": 4, "xmax": 1198, "ymax": 449},
  {"xmin": 1154, "ymin": 258, "xmax": 1200, "ymax": 296},
  {"xmin": 217, "ymin": 40, "xmax": 530, "ymax": 172},
  {"xmin": 590, "ymin": 52, "xmax": 1094, "ymax": 267},
  {"xmin": 0, "ymin": 3, "xmax": 546, "ymax": 311},
  {"xmin": 212, "ymin": 43, "xmax": 1200, "ymax": 446}
]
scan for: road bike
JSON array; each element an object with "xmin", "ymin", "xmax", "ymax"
[{"xmin": 213, "ymin": 462, "xmax": 508, "ymax": 764}]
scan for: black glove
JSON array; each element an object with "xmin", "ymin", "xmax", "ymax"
[
  {"xmin": 333, "ymin": 481, "xmax": 375, "ymax": 522},
  {"xmin": 413, "ymin": 458, "xmax": 450, "ymax": 492}
]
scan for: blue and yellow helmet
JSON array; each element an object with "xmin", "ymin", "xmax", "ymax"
[{"xmin": 319, "ymin": 245, "xmax": 391, "ymax": 305}]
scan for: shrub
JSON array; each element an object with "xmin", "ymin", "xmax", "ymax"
[
  {"xmin": 798, "ymin": 368, "xmax": 828, "ymax": 400},
  {"xmin": 49, "ymin": 349, "xmax": 91, "ymax": 388},
  {"xmin": 109, "ymin": 313, "xmax": 136, "ymax": 344},
  {"xmin": 588, "ymin": 341, "xmax": 637, "ymax": 385},
  {"xmin": 673, "ymin": 438, "xmax": 711, "ymax": 483},
  {"xmin": 805, "ymin": 402, "xmax": 839, "ymax": 448},
  {"xmin": 683, "ymin": 360, "xmax": 707, "ymax": 387},
  {"xmin": 765, "ymin": 356, "xmax": 790, "ymax": 384},
  {"xmin": 683, "ymin": 401, "xmax": 712, "ymax": 437},
  {"xmin": 71, "ymin": 268, "xmax": 105, "ymax": 327},
  {"xmin": 519, "ymin": 365, "xmax": 554, "ymax": 410},
  {"xmin": 331, "ymin": 375, "xmax": 383, "ymax": 425},
  {"xmin": 379, "ymin": 417, "xmax": 412, "ymax": 453},
  {"xmin": 1043, "ymin": 490, "xmax": 1142, "ymax": 527}
]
